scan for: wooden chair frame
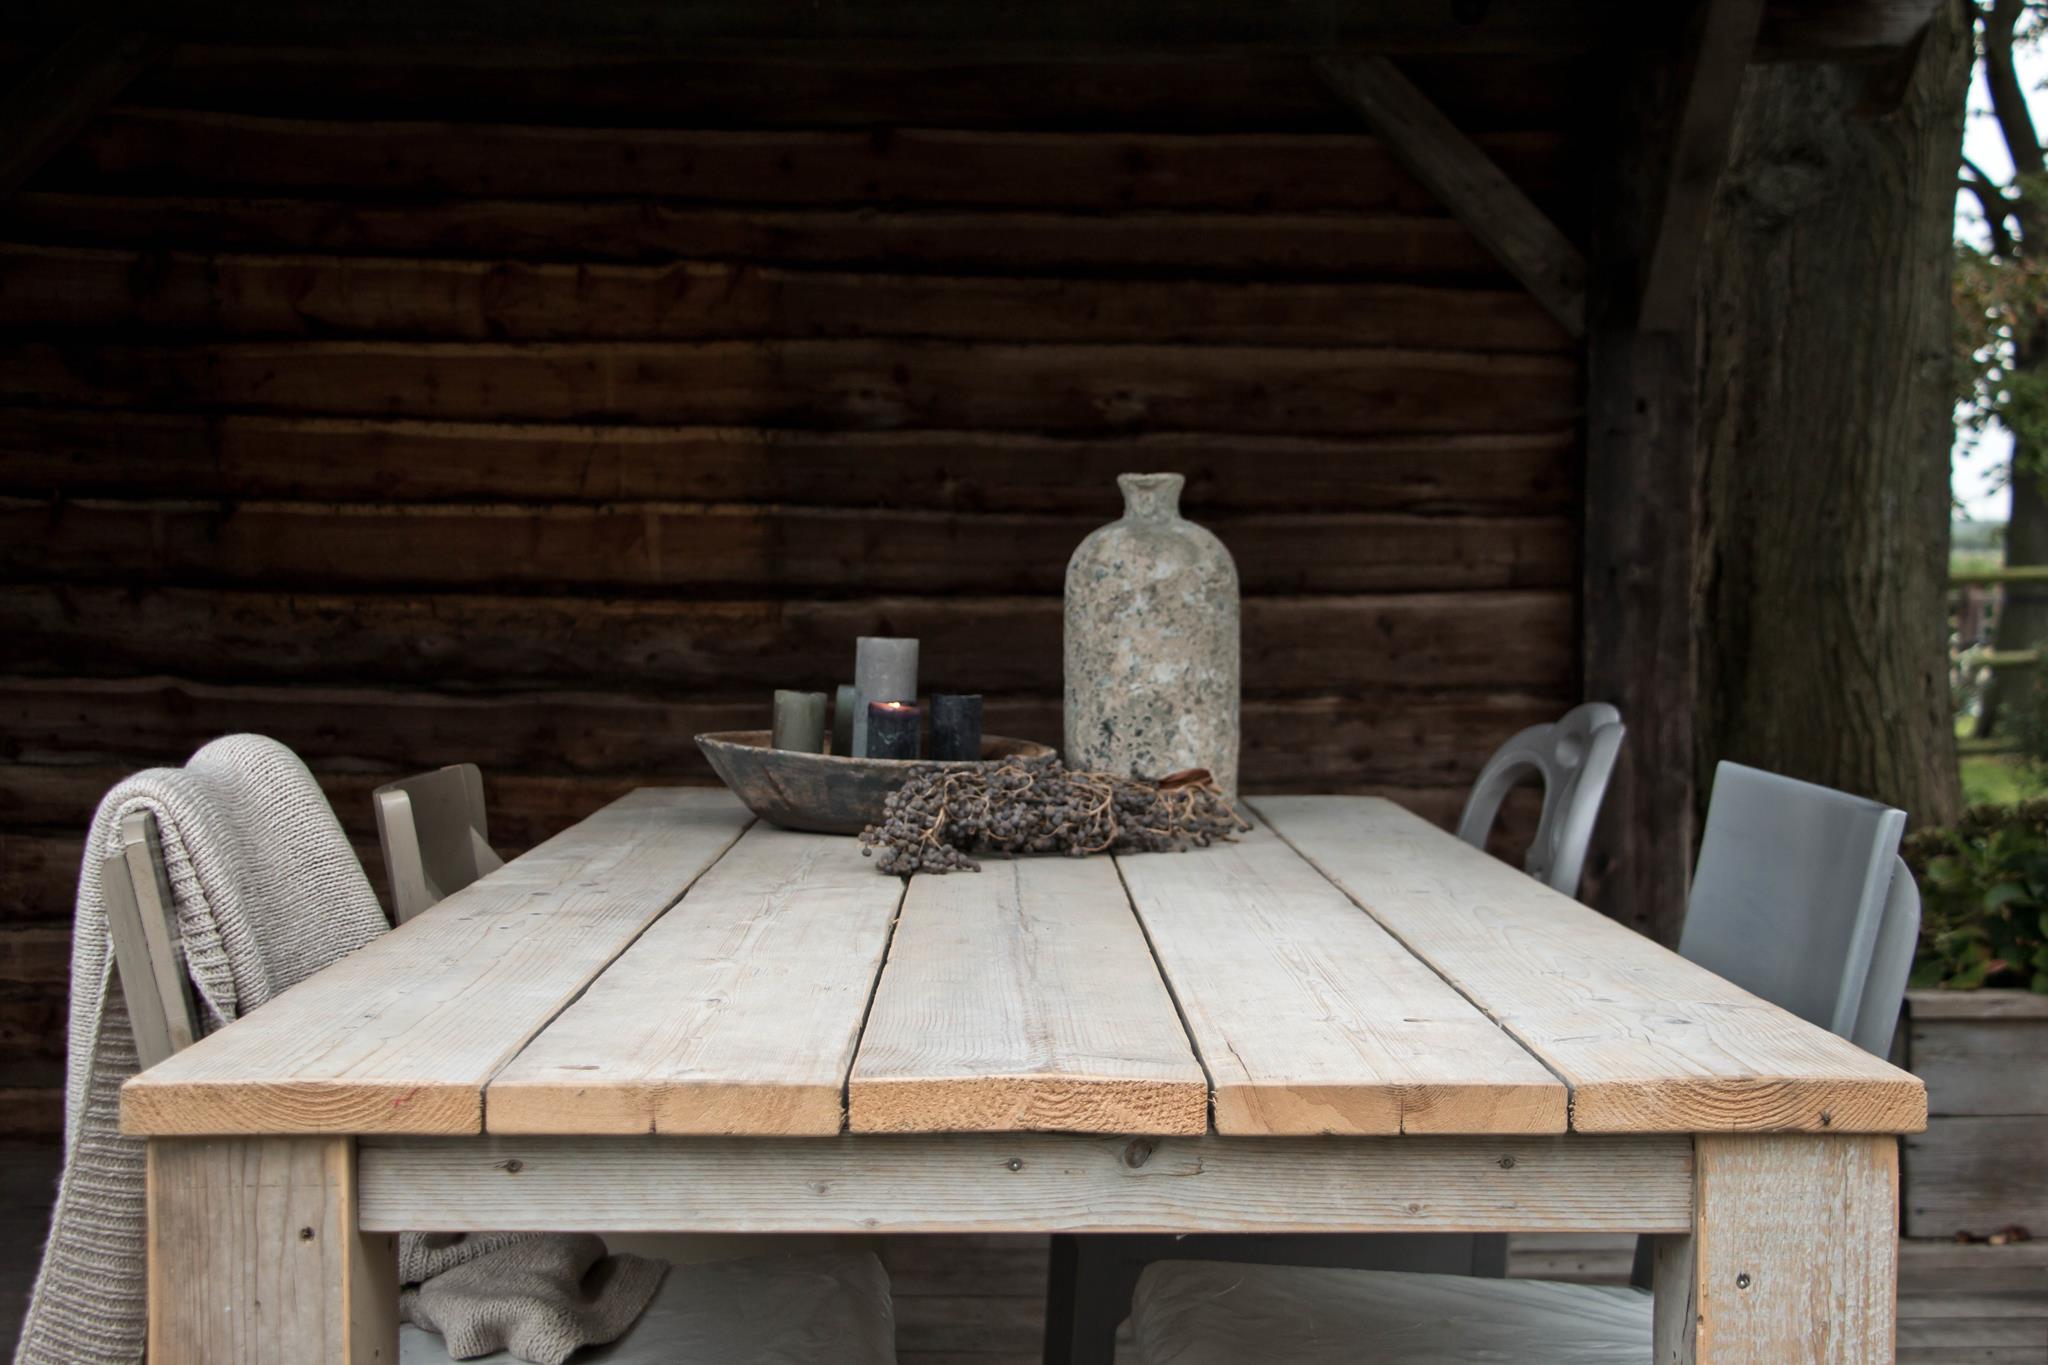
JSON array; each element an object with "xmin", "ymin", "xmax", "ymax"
[
  {"xmin": 373, "ymin": 764, "xmax": 504, "ymax": 925},
  {"xmin": 102, "ymin": 811, "xmax": 203, "ymax": 1069}
]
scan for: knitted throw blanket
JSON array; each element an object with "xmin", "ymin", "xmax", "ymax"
[{"xmin": 15, "ymin": 736, "xmax": 661, "ymax": 1364}]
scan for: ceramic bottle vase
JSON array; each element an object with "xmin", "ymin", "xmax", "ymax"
[{"xmin": 1064, "ymin": 472, "xmax": 1241, "ymax": 798}]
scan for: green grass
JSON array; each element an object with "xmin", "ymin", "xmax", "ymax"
[{"xmin": 1961, "ymin": 754, "xmax": 2048, "ymax": 806}]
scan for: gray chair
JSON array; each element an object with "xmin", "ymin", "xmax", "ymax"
[
  {"xmin": 1121, "ymin": 761, "xmax": 1921, "ymax": 1365},
  {"xmin": 1456, "ymin": 701, "xmax": 1626, "ymax": 900},
  {"xmin": 373, "ymin": 763, "xmax": 506, "ymax": 924}
]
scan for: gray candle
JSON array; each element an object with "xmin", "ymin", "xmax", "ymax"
[
  {"xmin": 771, "ymin": 690, "xmax": 827, "ymax": 753},
  {"xmin": 852, "ymin": 636, "xmax": 918, "ymax": 757},
  {"xmin": 831, "ymin": 683, "xmax": 858, "ymax": 756}
]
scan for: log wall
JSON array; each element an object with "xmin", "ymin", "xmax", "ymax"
[{"xmin": 0, "ymin": 48, "xmax": 1587, "ymax": 1133}]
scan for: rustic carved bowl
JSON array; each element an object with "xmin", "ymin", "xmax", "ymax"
[{"xmin": 694, "ymin": 730, "xmax": 1058, "ymax": 835}]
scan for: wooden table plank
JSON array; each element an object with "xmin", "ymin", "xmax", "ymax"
[
  {"xmin": 486, "ymin": 825, "xmax": 902, "ymax": 1135},
  {"xmin": 120, "ymin": 789, "xmax": 750, "ymax": 1136},
  {"xmin": 358, "ymin": 1132, "xmax": 1695, "ymax": 1236},
  {"xmin": 848, "ymin": 856, "xmax": 1208, "ymax": 1135},
  {"xmin": 1114, "ymin": 825, "xmax": 1567, "ymax": 1136},
  {"xmin": 1255, "ymin": 796, "xmax": 1928, "ymax": 1134}
]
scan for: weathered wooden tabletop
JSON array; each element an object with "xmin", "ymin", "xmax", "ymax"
[{"xmin": 120, "ymin": 789, "xmax": 1924, "ymax": 1142}]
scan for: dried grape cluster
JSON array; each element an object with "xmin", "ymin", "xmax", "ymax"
[{"xmin": 859, "ymin": 754, "xmax": 1249, "ymax": 875}]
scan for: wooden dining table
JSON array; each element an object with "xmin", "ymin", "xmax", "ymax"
[{"xmin": 122, "ymin": 789, "xmax": 1926, "ymax": 1363}]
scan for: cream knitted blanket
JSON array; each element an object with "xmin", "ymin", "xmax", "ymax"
[{"xmin": 15, "ymin": 735, "xmax": 660, "ymax": 1364}]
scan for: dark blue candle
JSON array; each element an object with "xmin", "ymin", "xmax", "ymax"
[
  {"xmin": 866, "ymin": 700, "xmax": 922, "ymax": 760},
  {"xmin": 931, "ymin": 694, "xmax": 983, "ymax": 762}
]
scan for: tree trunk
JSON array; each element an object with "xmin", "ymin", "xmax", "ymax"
[{"xmin": 1693, "ymin": 0, "xmax": 1969, "ymax": 829}]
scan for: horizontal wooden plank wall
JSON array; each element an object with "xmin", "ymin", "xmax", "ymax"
[{"xmin": 0, "ymin": 47, "xmax": 1586, "ymax": 1140}]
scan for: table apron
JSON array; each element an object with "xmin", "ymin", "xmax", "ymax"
[{"xmin": 357, "ymin": 1131, "xmax": 1693, "ymax": 1235}]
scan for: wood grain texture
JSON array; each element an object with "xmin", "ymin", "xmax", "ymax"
[
  {"xmin": 0, "ymin": 243, "xmax": 1570, "ymax": 349},
  {"xmin": 356, "ymin": 1132, "xmax": 1694, "ymax": 1235},
  {"xmin": 0, "ymin": 497, "xmax": 1576, "ymax": 595},
  {"xmin": 115, "ymin": 49, "xmax": 1586, "ymax": 130},
  {"xmin": 1255, "ymin": 796, "xmax": 1928, "ymax": 1134},
  {"xmin": 120, "ymin": 789, "xmax": 750, "ymax": 1135},
  {"xmin": 1908, "ymin": 1007, "xmax": 2048, "ymax": 1116},
  {"xmin": 1317, "ymin": 55, "xmax": 1585, "ymax": 336},
  {"xmin": 0, "ymin": 408, "xmax": 1577, "ymax": 512},
  {"xmin": 0, "ymin": 584, "xmax": 1576, "ymax": 694},
  {"xmin": 1904, "ymin": 1116, "xmax": 2048, "ymax": 1238},
  {"xmin": 0, "ymin": 677, "xmax": 1565, "ymax": 791},
  {"xmin": 4, "ymin": 193, "xmax": 1510, "ymax": 277},
  {"xmin": 1678, "ymin": 1135, "xmax": 1899, "ymax": 1363},
  {"xmin": 0, "ymin": 339, "xmax": 1580, "ymax": 435},
  {"xmin": 46, "ymin": 110, "xmax": 1568, "ymax": 211},
  {"xmin": 1115, "ymin": 826, "xmax": 1566, "ymax": 1135},
  {"xmin": 147, "ymin": 1136, "xmax": 398, "ymax": 1364},
  {"xmin": 485, "ymin": 825, "xmax": 900, "ymax": 1135},
  {"xmin": 849, "ymin": 856, "xmax": 1206, "ymax": 1136}
]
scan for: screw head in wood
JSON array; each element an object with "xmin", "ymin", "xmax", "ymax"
[{"xmin": 1736, "ymin": 1272, "xmax": 1752, "ymax": 1289}]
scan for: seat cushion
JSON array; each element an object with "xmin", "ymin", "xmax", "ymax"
[
  {"xmin": 1130, "ymin": 1261, "xmax": 1650, "ymax": 1364},
  {"xmin": 401, "ymin": 1249, "xmax": 896, "ymax": 1364}
]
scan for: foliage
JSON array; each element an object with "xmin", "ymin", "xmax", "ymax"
[
  {"xmin": 1904, "ymin": 800, "xmax": 2048, "ymax": 991},
  {"xmin": 1954, "ymin": 187, "xmax": 2048, "ymax": 459}
]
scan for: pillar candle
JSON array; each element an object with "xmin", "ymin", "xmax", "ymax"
[
  {"xmin": 852, "ymin": 636, "xmax": 918, "ymax": 758},
  {"xmin": 831, "ymin": 683, "xmax": 858, "ymax": 756},
  {"xmin": 930, "ymin": 694, "xmax": 984, "ymax": 762},
  {"xmin": 866, "ymin": 700, "xmax": 922, "ymax": 760},
  {"xmin": 771, "ymin": 690, "xmax": 827, "ymax": 753}
]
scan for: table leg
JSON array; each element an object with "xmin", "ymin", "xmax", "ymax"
[
  {"xmin": 1653, "ymin": 1134, "xmax": 1898, "ymax": 1362},
  {"xmin": 147, "ymin": 1136, "xmax": 399, "ymax": 1364}
]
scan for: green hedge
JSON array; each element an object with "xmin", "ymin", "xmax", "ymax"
[{"xmin": 1903, "ymin": 800, "xmax": 2048, "ymax": 993}]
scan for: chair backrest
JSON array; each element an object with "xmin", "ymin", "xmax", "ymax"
[
  {"xmin": 1682, "ymin": 762, "xmax": 1908, "ymax": 1040},
  {"xmin": 1455, "ymin": 701, "xmax": 1626, "ymax": 899},
  {"xmin": 102, "ymin": 811, "xmax": 204, "ymax": 1070},
  {"xmin": 1629, "ymin": 766, "xmax": 1917, "ymax": 1290},
  {"xmin": 1852, "ymin": 855, "xmax": 1922, "ymax": 1058},
  {"xmin": 373, "ymin": 763, "xmax": 503, "ymax": 924}
]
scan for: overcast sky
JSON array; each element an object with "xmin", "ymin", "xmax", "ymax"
[{"xmin": 1955, "ymin": 39, "xmax": 2044, "ymax": 521}]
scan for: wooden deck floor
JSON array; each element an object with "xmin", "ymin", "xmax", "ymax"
[{"xmin": 3, "ymin": 1142, "xmax": 2040, "ymax": 1362}]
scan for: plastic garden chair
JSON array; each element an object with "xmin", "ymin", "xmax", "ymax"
[{"xmin": 1456, "ymin": 701, "xmax": 1627, "ymax": 900}]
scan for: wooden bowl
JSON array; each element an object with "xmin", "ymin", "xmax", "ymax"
[{"xmin": 695, "ymin": 731, "xmax": 1058, "ymax": 835}]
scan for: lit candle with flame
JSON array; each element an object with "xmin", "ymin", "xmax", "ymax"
[{"xmin": 865, "ymin": 700, "xmax": 922, "ymax": 761}]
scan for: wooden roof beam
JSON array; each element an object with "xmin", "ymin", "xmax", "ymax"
[
  {"xmin": 0, "ymin": 2, "xmax": 156, "ymax": 200},
  {"xmin": 1316, "ymin": 54, "xmax": 1587, "ymax": 340}
]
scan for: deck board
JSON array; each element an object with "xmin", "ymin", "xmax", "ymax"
[
  {"xmin": 1114, "ymin": 824, "xmax": 1567, "ymax": 1135},
  {"xmin": 849, "ymin": 855, "xmax": 1207, "ymax": 1135},
  {"xmin": 488, "ymin": 825, "xmax": 903, "ymax": 1135},
  {"xmin": 120, "ymin": 789, "xmax": 751, "ymax": 1136},
  {"xmin": 1254, "ymin": 796, "xmax": 1927, "ymax": 1134}
]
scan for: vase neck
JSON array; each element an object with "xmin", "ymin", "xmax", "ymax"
[{"xmin": 1119, "ymin": 473, "xmax": 1184, "ymax": 524}]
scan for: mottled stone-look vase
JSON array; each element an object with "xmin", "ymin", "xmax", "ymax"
[{"xmin": 1064, "ymin": 473, "xmax": 1240, "ymax": 798}]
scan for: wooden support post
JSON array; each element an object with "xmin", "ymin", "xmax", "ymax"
[
  {"xmin": 1654, "ymin": 1134, "xmax": 1900, "ymax": 1362},
  {"xmin": 1582, "ymin": 326, "xmax": 1697, "ymax": 943},
  {"xmin": 146, "ymin": 1136, "xmax": 399, "ymax": 1365},
  {"xmin": 1583, "ymin": 0, "xmax": 1761, "ymax": 942}
]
